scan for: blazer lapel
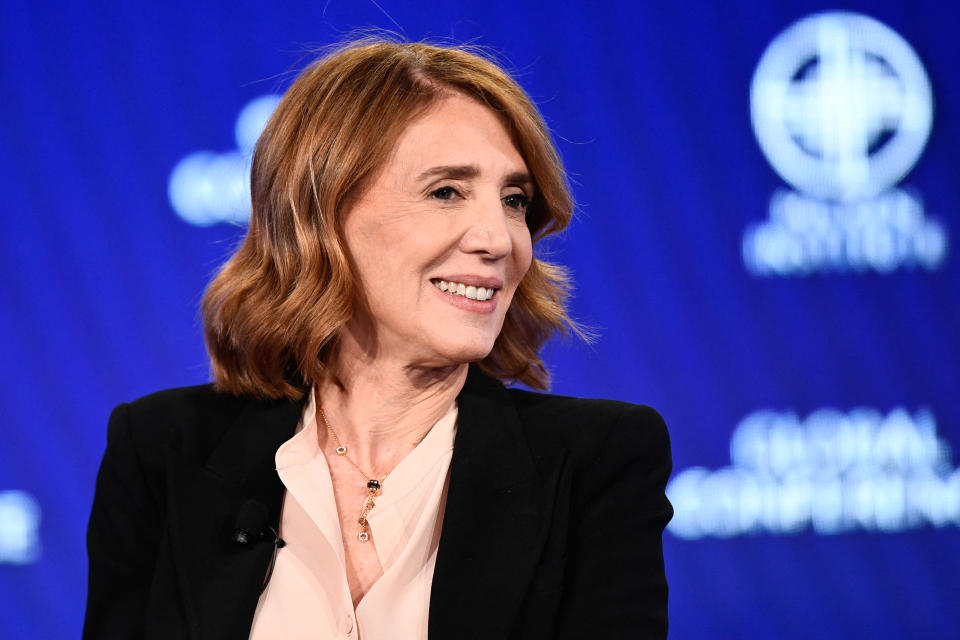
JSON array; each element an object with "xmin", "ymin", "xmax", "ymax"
[
  {"xmin": 430, "ymin": 367, "xmax": 562, "ymax": 638},
  {"xmin": 165, "ymin": 395, "xmax": 303, "ymax": 640}
]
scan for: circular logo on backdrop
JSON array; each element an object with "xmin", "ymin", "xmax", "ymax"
[{"xmin": 750, "ymin": 12, "xmax": 933, "ymax": 202}]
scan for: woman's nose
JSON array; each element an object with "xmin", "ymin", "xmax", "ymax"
[{"xmin": 459, "ymin": 196, "xmax": 513, "ymax": 259}]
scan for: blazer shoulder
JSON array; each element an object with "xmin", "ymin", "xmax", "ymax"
[
  {"xmin": 122, "ymin": 382, "xmax": 247, "ymax": 420},
  {"xmin": 505, "ymin": 387, "xmax": 670, "ymax": 463},
  {"xmin": 108, "ymin": 383, "xmax": 258, "ymax": 465}
]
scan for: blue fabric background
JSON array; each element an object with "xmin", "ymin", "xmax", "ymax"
[{"xmin": 1, "ymin": 0, "xmax": 957, "ymax": 636}]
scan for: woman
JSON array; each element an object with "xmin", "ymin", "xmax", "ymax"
[{"xmin": 85, "ymin": 40, "xmax": 673, "ymax": 639}]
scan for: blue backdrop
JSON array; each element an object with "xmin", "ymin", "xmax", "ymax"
[{"xmin": 1, "ymin": 0, "xmax": 958, "ymax": 637}]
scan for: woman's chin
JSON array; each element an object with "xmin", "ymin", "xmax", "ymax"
[{"xmin": 416, "ymin": 335, "xmax": 497, "ymax": 368}]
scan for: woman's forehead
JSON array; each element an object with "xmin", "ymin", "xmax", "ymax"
[{"xmin": 386, "ymin": 94, "xmax": 528, "ymax": 181}]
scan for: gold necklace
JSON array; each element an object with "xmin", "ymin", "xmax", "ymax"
[{"xmin": 317, "ymin": 405, "xmax": 386, "ymax": 544}]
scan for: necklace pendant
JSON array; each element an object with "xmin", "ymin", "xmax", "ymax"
[
  {"xmin": 335, "ymin": 446, "xmax": 347, "ymax": 455},
  {"xmin": 358, "ymin": 515, "xmax": 371, "ymax": 543},
  {"xmin": 366, "ymin": 479, "xmax": 381, "ymax": 492}
]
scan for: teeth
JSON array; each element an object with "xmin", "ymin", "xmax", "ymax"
[{"xmin": 433, "ymin": 280, "xmax": 496, "ymax": 300}]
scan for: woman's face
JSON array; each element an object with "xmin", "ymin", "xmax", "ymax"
[{"xmin": 342, "ymin": 92, "xmax": 534, "ymax": 368}]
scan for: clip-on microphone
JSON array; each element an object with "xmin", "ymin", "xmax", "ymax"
[{"xmin": 232, "ymin": 499, "xmax": 286, "ymax": 591}]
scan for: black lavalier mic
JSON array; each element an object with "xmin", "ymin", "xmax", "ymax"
[
  {"xmin": 232, "ymin": 499, "xmax": 270, "ymax": 545},
  {"xmin": 232, "ymin": 499, "xmax": 286, "ymax": 592}
]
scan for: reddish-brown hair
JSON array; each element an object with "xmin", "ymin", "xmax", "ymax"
[{"xmin": 202, "ymin": 39, "xmax": 576, "ymax": 399}]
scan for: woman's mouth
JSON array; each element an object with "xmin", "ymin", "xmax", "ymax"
[{"xmin": 431, "ymin": 279, "xmax": 497, "ymax": 301}]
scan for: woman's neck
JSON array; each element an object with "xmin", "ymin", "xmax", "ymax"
[{"xmin": 316, "ymin": 336, "xmax": 468, "ymax": 478}]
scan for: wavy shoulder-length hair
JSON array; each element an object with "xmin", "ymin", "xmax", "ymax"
[{"xmin": 202, "ymin": 38, "xmax": 577, "ymax": 400}]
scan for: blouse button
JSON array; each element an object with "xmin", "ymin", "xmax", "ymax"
[{"xmin": 344, "ymin": 614, "xmax": 354, "ymax": 634}]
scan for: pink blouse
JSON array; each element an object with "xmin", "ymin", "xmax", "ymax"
[{"xmin": 249, "ymin": 389, "xmax": 458, "ymax": 640}]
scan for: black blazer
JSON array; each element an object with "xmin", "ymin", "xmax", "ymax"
[{"xmin": 85, "ymin": 366, "xmax": 672, "ymax": 639}]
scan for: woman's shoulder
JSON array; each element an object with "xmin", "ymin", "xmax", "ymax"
[
  {"xmin": 504, "ymin": 387, "xmax": 670, "ymax": 464},
  {"xmin": 118, "ymin": 383, "xmax": 251, "ymax": 425},
  {"xmin": 106, "ymin": 383, "xmax": 283, "ymax": 464}
]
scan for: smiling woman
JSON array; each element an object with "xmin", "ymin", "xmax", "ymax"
[
  {"xmin": 342, "ymin": 93, "xmax": 534, "ymax": 370},
  {"xmin": 84, "ymin": 39, "xmax": 673, "ymax": 640},
  {"xmin": 202, "ymin": 40, "xmax": 575, "ymax": 401}
]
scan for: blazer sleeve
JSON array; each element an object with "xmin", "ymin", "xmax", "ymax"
[
  {"xmin": 84, "ymin": 402, "xmax": 164, "ymax": 639},
  {"xmin": 557, "ymin": 405, "xmax": 673, "ymax": 639}
]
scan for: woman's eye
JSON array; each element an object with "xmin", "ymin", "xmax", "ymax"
[
  {"xmin": 503, "ymin": 193, "xmax": 530, "ymax": 213},
  {"xmin": 430, "ymin": 186, "xmax": 458, "ymax": 200}
]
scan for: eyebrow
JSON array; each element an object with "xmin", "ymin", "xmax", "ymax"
[{"xmin": 415, "ymin": 164, "xmax": 534, "ymax": 189}]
